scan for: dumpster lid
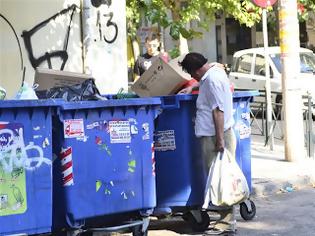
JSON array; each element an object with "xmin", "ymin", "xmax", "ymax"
[
  {"xmin": 233, "ymin": 90, "xmax": 260, "ymax": 98},
  {"xmin": 159, "ymin": 94, "xmax": 198, "ymax": 101},
  {"xmin": 59, "ymin": 97, "xmax": 161, "ymax": 110},
  {"xmin": 0, "ymin": 99, "xmax": 62, "ymax": 108}
]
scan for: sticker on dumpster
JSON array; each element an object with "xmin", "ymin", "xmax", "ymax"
[
  {"xmin": 108, "ymin": 120, "xmax": 131, "ymax": 143},
  {"xmin": 64, "ymin": 119, "xmax": 85, "ymax": 138},
  {"xmin": 154, "ymin": 130, "xmax": 176, "ymax": 151},
  {"xmin": 236, "ymin": 122, "xmax": 251, "ymax": 139},
  {"xmin": 241, "ymin": 112, "xmax": 250, "ymax": 121},
  {"xmin": 151, "ymin": 142, "xmax": 155, "ymax": 176},
  {"xmin": 60, "ymin": 147, "xmax": 74, "ymax": 186},
  {"xmin": 0, "ymin": 123, "xmax": 27, "ymax": 216},
  {"xmin": 142, "ymin": 123, "xmax": 150, "ymax": 140}
]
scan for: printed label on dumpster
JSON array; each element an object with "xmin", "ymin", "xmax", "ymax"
[
  {"xmin": 236, "ymin": 122, "xmax": 251, "ymax": 139},
  {"xmin": 109, "ymin": 120, "xmax": 131, "ymax": 143},
  {"xmin": 0, "ymin": 123, "xmax": 27, "ymax": 216},
  {"xmin": 154, "ymin": 130, "xmax": 176, "ymax": 151},
  {"xmin": 64, "ymin": 119, "xmax": 85, "ymax": 138}
]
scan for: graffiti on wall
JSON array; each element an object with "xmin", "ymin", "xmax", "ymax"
[
  {"xmin": 21, "ymin": 4, "xmax": 78, "ymax": 70},
  {"xmin": 91, "ymin": 0, "xmax": 118, "ymax": 44},
  {"xmin": 0, "ymin": 123, "xmax": 51, "ymax": 216}
]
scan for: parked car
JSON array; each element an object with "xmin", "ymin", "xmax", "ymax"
[{"xmin": 229, "ymin": 46, "xmax": 315, "ymax": 114}]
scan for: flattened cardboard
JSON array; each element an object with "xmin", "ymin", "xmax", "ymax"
[
  {"xmin": 34, "ymin": 68, "xmax": 92, "ymax": 91},
  {"xmin": 131, "ymin": 56, "xmax": 191, "ymax": 97}
]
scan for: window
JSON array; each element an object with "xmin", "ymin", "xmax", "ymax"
[
  {"xmin": 255, "ymin": 54, "xmax": 273, "ymax": 77},
  {"xmin": 254, "ymin": 55, "xmax": 265, "ymax": 75},
  {"xmin": 234, "ymin": 54, "xmax": 253, "ymax": 74}
]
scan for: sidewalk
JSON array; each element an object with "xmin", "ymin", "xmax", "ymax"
[{"xmin": 250, "ymin": 134, "xmax": 315, "ymax": 196}]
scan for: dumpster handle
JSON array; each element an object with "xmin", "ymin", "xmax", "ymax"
[{"xmin": 160, "ymin": 96, "xmax": 180, "ymax": 109}]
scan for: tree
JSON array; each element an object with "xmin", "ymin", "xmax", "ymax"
[
  {"xmin": 297, "ymin": 0, "xmax": 315, "ymax": 21},
  {"xmin": 127, "ymin": 0, "xmax": 262, "ymax": 54},
  {"xmin": 126, "ymin": 0, "xmax": 315, "ymax": 55}
]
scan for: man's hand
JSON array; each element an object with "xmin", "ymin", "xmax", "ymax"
[
  {"xmin": 177, "ymin": 86, "xmax": 193, "ymax": 94},
  {"xmin": 209, "ymin": 62, "xmax": 225, "ymax": 70},
  {"xmin": 216, "ymin": 138, "xmax": 225, "ymax": 152}
]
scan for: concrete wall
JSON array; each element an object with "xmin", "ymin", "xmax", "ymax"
[
  {"xmin": 0, "ymin": 0, "xmax": 127, "ymax": 98},
  {"xmin": 188, "ymin": 21, "xmax": 217, "ymax": 63},
  {"xmin": 163, "ymin": 22, "xmax": 217, "ymax": 62}
]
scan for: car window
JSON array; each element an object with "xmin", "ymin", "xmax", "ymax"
[
  {"xmin": 254, "ymin": 55, "xmax": 265, "ymax": 75},
  {"xmin": 234, "ymin": 53, "xmax": 253, "ymax": 74},
  {"xmin": 254, "ymin": 54, "xmax": 274, "ymax": 77},
  {"xmin": 300, "ymin": 53, "xmax": 315, "ymax": 73},
  {"xmin": 270, "ymin": 52, "xmax": 315, "ymax": 74}
]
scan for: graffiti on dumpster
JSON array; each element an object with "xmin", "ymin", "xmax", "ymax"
[
  {"xmin": 21, "ymin": 4, "xmax": 78, "ymax": 70},
  {"xmin": 91, "ymin": 0, "xmax": 118, "ymax": 44},
  {"xmin": 0, "ymin": 123, "xmax": 51, "ymax": 216},
  {"xmin": 128, "ymin": 160, "xmax": 136, "ymax": 173},
  {"xmin": 95, "ymin": 136, "xmax": 112, "ymax": 156},
  {"xmin": 95, "ymin": 179, "xmax": 114, "ymax": 194},
  {"xmin": 0, "ymin": 124, "xmax": 51, "ymax": 172}
]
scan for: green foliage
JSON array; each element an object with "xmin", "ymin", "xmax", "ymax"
[
  {"xmin": 126, "ymin": 0, "xmax": 145, "ymax": 37},
  {"xmin": 126, "ymin": 0, "xmax": 262, "ymax": 40},
  {"xmin": 126, "ymin": 0, "xmax": 315, "ymax": 41},
  {"xmin": 297, "ymin": 0, "xmax": 315, "ymax": 21},
  {"xmin": 168, "ymin": 46, "xmax": 180, "ymax": 59}
]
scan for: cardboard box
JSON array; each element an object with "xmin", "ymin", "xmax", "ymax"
[
  {"xmin": 131, "ymin": 56, "xmax": 191, "ymax": 97},
  {"xmin": 34, "ymin": 68, "xmax": 93, "ymax": 91}
]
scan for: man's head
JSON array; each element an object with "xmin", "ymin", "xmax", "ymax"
[
  {"xmin": 145, "ymin": 33, "xmax": 160, "ymax": 56},
  {"xmin": 179, "ymin": 52, "xmax": 208, "ymax": 81}
]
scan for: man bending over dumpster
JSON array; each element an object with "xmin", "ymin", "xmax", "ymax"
[{"xmin": 178, "ymin": 52, "xmax": 236, "ymax": 235}]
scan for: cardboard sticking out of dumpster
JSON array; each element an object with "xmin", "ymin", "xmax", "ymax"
[
  {"xmin": 131, "ymin": 56, "xmax": 191, "ymax": 97},
  {"xmin": 34, "ymin": 68, "xmax": 92, "ymax": 91}
]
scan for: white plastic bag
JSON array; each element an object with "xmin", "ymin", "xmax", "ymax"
[
  {"xmin": 14, "ymin": 82, "xmax": 38, "ymax": 100},
  {"xmin": 203, "ymin": 149, "xmax": 250, "ymax": 208}
]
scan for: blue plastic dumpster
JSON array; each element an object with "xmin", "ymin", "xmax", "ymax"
[
  {"xmin": 154, "ymin": 91, "xmax": 259, "ymax": 230},
  {"xmin": 52, "ymin": 98, "xmax": 160, "ymax": 233},
  {"xmin": 232, "ymin": 91, "xmax": 259, "ymax": 221},
  {"xmin": 154, "ymin": 94, "xmax": 204, "ymax": 211},
  {"xmin": 233, "ymin": 91, "xmax": 260, "ymax": 192},
  {"xmin": 0, "ymin": 100, "xmax": 55, "ymax": 236}
]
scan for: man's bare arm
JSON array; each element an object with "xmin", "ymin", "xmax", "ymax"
[{"xmin": 213, "ymin": 107, "xmax": 225, "ymax": 152}]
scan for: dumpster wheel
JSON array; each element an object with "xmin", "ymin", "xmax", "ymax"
[
  {"xmin": 132, "ymin": 225, "xmax": 148, "ymax": 236},
  {"xmin": 186, "ymin": 210, "xmax": 210, "ymax": 232},
  {"xmin": 240, "ymin": 200, "xmax": 256, "ymax": 221}
]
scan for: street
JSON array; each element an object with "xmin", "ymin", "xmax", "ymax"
[
  {"xmin": 142, "ymin": 187, "xmax": 315, "ymax": 236},
  {"xmin": 99, "ymin": 187, "xmax": 315, "ymax": 236}
]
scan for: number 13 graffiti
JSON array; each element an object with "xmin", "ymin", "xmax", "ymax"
[{"xmin": 92, "ymin": 0, "xmax": 118, "ymax": 44}]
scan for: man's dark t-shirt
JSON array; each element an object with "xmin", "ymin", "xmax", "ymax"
[{"xmin": 134, "ymin": 53, "xmax": 159, "ymax": 76}]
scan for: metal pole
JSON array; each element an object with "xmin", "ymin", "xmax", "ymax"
[
  {"xmin": 262, "ymin": 9, "xmax": 274, "ymax": 150},
  {"xmin": 307, "ymin": 93, "xmax": 314, "ymax": 158},
  {"xmin": 279, "ymin": 0, "xmax": 306, "ymax": 161},
  {"xmin": 82, "ymin": 0, "xmax": 93, "ymax": 74}
]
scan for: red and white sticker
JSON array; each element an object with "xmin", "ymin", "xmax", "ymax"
[
  {"xmin": 60, "ymin": 147, "xmax": 74, "ymax": 186},
  {"xmin": 151, "ymin": 143, "xmax": 155, "ymax": 176},
  {"xmin": 64, "ymin": 119, "xmax": 85, "ymax": 138}
]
